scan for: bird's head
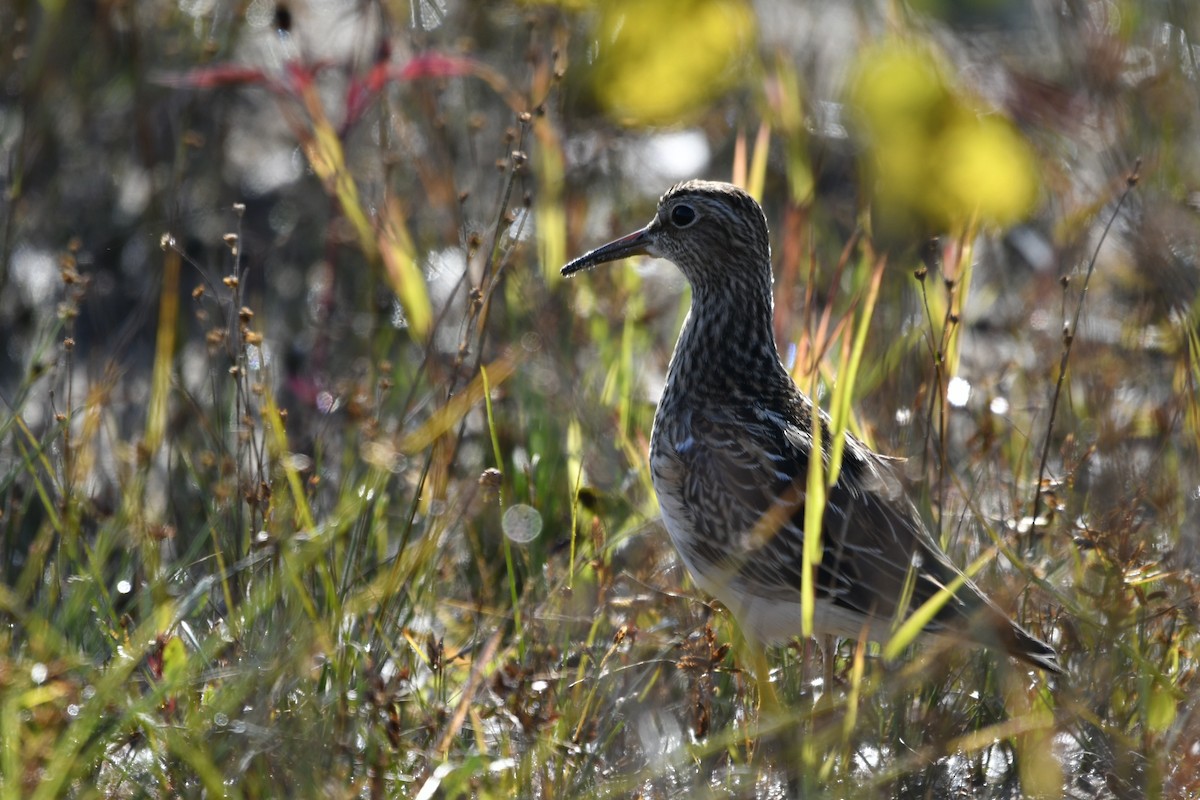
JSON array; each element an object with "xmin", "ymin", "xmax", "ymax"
[{"xmin": 561, "ymin": 180, "xmax": 772, "ymax": 296}]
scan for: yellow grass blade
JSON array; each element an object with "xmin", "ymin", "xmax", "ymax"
[
  {"xmin": 380, "ymin": 201, "xmax": 433, "ymax": 337},
  {"xmin": 801, "ymin": 397, "xmax": 825, "ymax": 638},
  {"xmin": 534, "ymin": 121, "xmax": 567, "ymax": 282},
  {"xmin": 300, "ymin": 89, "xmax": 377, "ymax": 262},
  {"xmin": 882, "ymin": 548, "xmax": 994, "ymax": 661},
  {"xmin": 826, "ymin": 255, "xmax": 885, "ymax": 483},
  {"xmin": 400, "ymin": 354, "xmax": 519, "ymax": 454},
  {"xmin": 145, "ymin": 246, "xmax": 179, "ymax": 454}
]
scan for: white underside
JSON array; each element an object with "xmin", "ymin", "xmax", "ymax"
[{"xmin": 654, "ymin": 467, "xmax": 908, "ymax": 646}]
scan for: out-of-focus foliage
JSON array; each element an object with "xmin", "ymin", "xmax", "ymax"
[
  {"xmin": 849, "ymin": 40, "xmax": 1039, "ymax": 234},
  {"xmin": 1, "ymin": 0, "xmax": 1199, "ymax": 797},
  {"xmin": 589, "ymin": 0, "xmax": 756, "ymax": 126}
]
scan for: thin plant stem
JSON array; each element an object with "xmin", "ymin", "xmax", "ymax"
[{"xmin": 1028, "ymin": 161, "xmax": 1140, "ymax": 546}]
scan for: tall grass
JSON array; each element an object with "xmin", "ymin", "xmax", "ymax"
[{"xmin": 1, "ymin": 2, "xmax": 1198, "ymax": 798}]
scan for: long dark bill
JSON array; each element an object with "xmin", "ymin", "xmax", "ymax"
[{"xmin": 560, "ymin": 227, "xmax": 652, "ymax": 277}]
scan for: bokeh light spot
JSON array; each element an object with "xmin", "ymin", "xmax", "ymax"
[{"xmin": 502, "ymin": 504, "xmax": 543, "ymax": 544}]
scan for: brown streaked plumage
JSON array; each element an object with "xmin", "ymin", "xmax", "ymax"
[{"xmin": 562, "ymin": 180, "xmax": 1062, "ymax": 674}]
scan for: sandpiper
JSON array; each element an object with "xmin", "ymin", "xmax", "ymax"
[{"xmin": 562, "ymin": 180, "xmax": 1062, "ymax": 674}]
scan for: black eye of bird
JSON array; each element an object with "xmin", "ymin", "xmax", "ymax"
[{"xmin": 670, "ymin": 204, "xmax": 697, "ymax": 227}]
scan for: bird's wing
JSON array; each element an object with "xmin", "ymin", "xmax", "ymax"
[{"xmin": 670, "ymin": 402, "xmax": 979, "ymax": 629}]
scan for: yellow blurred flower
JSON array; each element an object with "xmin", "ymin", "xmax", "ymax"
[
  {"xmin": 591, "ymin": 0, "xmax": 755, "ymax": 126},
  {"xmin": 849, "ymin": 39, "xmax": 1039, "ymax": 231},
  {"xmin": 850, "ymin": 42, "xmax": 950, "ymax": 140},
  {"xmin": 936, "ymin": 114, "xmax": 1039, "ymax": 227}
]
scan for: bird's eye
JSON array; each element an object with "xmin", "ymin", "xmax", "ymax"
[{"xmin": 670, "ymin": 204, "xmax": 697, "ymax": 227}]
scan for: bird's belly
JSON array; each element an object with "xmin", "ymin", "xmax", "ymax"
[
  {"xmin": 649, "ymin": 449, "xmax": 894, "ymax": 645},
  {"xmin": 649, "ymin": 450, "xmax": 792, "ymax": 641},
  {"xmin": 648, "ymin": 450, "xmax": 723, "ymax": 588}
]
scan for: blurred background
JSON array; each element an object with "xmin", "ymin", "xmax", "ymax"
[{"xmin": 2, "ymin": 1, "xmax": 1199, "ymax": 797}]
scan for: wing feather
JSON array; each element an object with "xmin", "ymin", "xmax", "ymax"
[{"xmin": 663, "ymin": 400, "xmax": 980, "ymax": 632}]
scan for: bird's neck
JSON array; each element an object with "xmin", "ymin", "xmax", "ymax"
[{"xmin": 662, "ymin": 284, "xmax": 787, "ymax": 405}]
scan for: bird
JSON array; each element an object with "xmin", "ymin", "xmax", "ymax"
[{"xmin": 561, "ymin": 179, "xmax": 1063, "ymax": 675}]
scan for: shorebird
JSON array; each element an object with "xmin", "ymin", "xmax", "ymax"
[{"xmin": 562, "ymin": 180, "xmax": 1062, "ymax": 674}]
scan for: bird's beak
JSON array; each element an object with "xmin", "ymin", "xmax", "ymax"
[{"xmin": 561, "ymin": 226, "xmax": 653, "ymax": 277}]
